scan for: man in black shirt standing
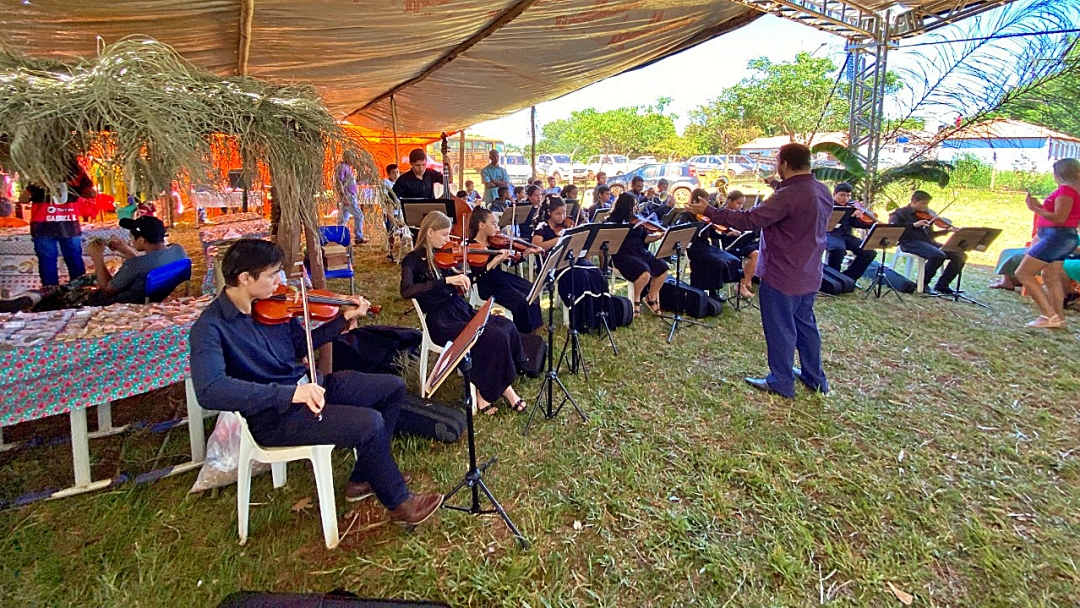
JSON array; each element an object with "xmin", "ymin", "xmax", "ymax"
[
  {"xmin": 889, "ymin": 190, "xmax": 964, "ymax": 294},
  {"xmin": 825, "ymin": 182, "xmax": 876, "ymax": 281},
  {"xmin": 393, "ymin": 148, "xmax": 445, "ymax": 200}
]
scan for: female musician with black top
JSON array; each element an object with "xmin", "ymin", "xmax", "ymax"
[
  {"xmin": 605, "ymin": 193, "xmax": 669, "ymax": 315},
  {"xmin": 531, "ymin": 198, "xmax": 611, "ymax": 329},
  {"xmin": 400, "ymin": 211, "xmax": 529, "ymax": 415},
  {"xmin": 673, "ymin": 188, "xmax": 744, "ymax": 298},
  {"xmin": 467, "ymin": 208, "xmax": 543, "ymax": 334},
  {"xmin": 717, "ymin": 191, "xmax": 760, "ymax": 299}
]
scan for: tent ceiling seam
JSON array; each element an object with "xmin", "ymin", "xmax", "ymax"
[{"xmin": 354, "ymin": 0, "xmax": 541, "ymax": 116}]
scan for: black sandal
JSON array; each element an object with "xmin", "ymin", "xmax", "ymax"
[
  {"xmin": 479, "ymin": 403, "xmax": 499, "ymax": 416},
  {"xmin": 644, "ymin": 298, "xmax": 661, "ymax": 314},
  {"xmin": 511, "ymin": 399, "xmax": 528, "ymax": 413}
]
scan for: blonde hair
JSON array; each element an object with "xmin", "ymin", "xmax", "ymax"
[
  {"xmin": 1053, "ymin": 158, "xmax": 1080, "ymax": 184},
  {"xmin": 414, "ymin": 211, "xmax": 453, "ymax": 274}
]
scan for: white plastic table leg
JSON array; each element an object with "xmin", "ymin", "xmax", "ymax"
[
  {"xmin": 96, "ymin": 401, "xmax": 113, "ymax": 433},
  {"xmin": 185, "ymin": 378, "xmax": 206, "ymax": 463},
  {"xmin": 69, "ymin": 408, "xmax": 91, "ymax": 487}
]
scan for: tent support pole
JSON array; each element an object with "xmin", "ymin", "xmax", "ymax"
[
  {"xmin": 238, "ymin": 0, "xmax": 254, "ymax": 76},
  {"xmin": 530, "ymin": 106, "xmax": 537, "ymax": 182},
  {"xmin": 391, "ymin": 95, "xmax": 400, "ymax": 165},
  {"xmin": 459, "ymin": 130, "xmax": 466, "ymax": 189}
]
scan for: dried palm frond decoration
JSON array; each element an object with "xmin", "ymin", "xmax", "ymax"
[{"xmin": 0, "ymin": 37, "xmax": 378, "ymax": 286}]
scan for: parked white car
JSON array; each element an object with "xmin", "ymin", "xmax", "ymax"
[
  {"xmin": 536, "ymin": 153, "xmax": 575, "ymax": 183},
  {"xmin": 573, "ymin": 154, "xmax": 633, "ymax": 181},
  {"xmin": 631, "ymin": 155, "xmax": 657, "ymax": 167},
  {"xmin": 501, "ymin": 153, "xmax": 533, "ymax": 186}
]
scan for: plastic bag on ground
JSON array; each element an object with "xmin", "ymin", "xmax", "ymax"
[{"xmin": 190, "ymin": 411, "xmax": 269, "ymax": 493}]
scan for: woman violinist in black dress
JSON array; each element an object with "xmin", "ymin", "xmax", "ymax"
[
  {"xmin": 717, "ymin": 190, "xmax": 760, "ymax": 299},
  {"xmin": 530, "ymin": 198, "xmax": 611, "ymax": 329},
  {"xmin": 672, "ymin": 188, "xmax": 743, "ymax": 299},
  {"xmin": 400, "ymin": 211, "xmax": 528, "ymax": 415},
  {"xmin": 467, "ymin": 208, "xmax": 543, "ymax": 334},
  {"xmin": 605, "ymin": 193, "xmax": 669, "ymax": 315}
]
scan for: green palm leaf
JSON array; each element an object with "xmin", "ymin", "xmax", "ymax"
[
  {"xmin": 877, "ymin": 160, "xmax": 954, "ymax": 189},
  {"xmin": 811, "ymin": 142, "xmax": 867, "ymax": 177}
]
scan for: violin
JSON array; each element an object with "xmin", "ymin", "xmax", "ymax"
[
  {"xmin": 548, "ymin": 217, "xmax": 575, "ymax": 236},
  {"xmin": 631, "ymin": 215, "xmax": 664, "ymax": 234},
  {"xmin": 489, "ymin": 232, "xmax": 537, "ymax": 255},
  {"xmin": 253, "ymin": 285, "xmax": 379, "ymax": 325},
  {"xmin": 915, "ymin": 209, "xmax": 956, "ymax": 230},
  {"xmin": 851, "ymin": 201, "xmax": 881, "ymax": 224},
  {"xmin": 433, "ymin": 245, "xmax": 510, "ymax": 269}
]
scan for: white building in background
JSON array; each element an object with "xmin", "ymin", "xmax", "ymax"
[
  {"xmin": 938, "ymin": 119, "xmax": 1080, "ymax": 172},
  {"xmin": 737, "ymin": 132, "xmax": 847, "ymax": 159}
]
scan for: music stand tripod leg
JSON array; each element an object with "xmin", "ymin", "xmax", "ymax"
[
  {"xmin": 524, "ymin": 275, "xmax": 585, "ymax": 436},
  {"xmin": 658, "ymin": 243, "xmax": 710, "ymax": 343},
  {"xmin": 442, "ymin": 354, "xmax": 528, "ymax": 547}
]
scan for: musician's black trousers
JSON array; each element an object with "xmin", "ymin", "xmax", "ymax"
[{"xmin": 248, "ymin": 371, "xmax": 409, "ymax": 509}]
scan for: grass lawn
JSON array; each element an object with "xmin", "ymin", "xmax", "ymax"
[{"xmin": 2, "ymin": 189, "xmax": 1078, "ymax": 607}]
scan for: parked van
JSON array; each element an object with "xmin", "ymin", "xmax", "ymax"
[{"xmin": 501, "ymin": 153, "xmax": 533, "ymax": 186}]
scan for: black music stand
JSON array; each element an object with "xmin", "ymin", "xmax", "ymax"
[
  {"xmin": 829, "ymin": 207, "xmax": 855, "ymax": 232},
  {"xmin": 937, "ymin": 227, "xmax": 997, "ymax": 308},
  {"xmin": 498, "ymin": 203, "xmax": 536, "ymax": 232},
  {"xmin": 402, "ymin": 199, "xmax": 456, "ymax": 237},
  {"xmin": 723, "ymin": 230, "xmax": 758, "ymax": 311},
  {"xmin": 428, "ymin": 299, "xmax": 527, "ymax": 548},
  {"xmin": 587, "ymin": 225, "xmax": 631, "ymax": 353},
  {"xmin": 858, "ymin": 224, "xmax": 908, "ymax": 301},
  {"xmin": 654, "ymin": 222, "xmax": 711, "ymax": 342},
  {"xmin": 554, "ymin": 224, "xmax": 604, "ymax": 374},
  {"xmin": 523, "ymin": 238, "xmax": 589, "ymax": 436}
]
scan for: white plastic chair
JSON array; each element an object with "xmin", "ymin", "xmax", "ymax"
[
  {"xmin": 467, "ymin": 284, "xmax": 513, "ymax": 324},
  {"xmin": 411, "ymin": 299, "xmax": 479, "ymax": 412},
  {"xmin": 236, "ymin": 413, "xmax": 339, "ymax": 549},
  {"xmin": 891, "ymin": 251, "xmax": 927, "ymax": 293}
]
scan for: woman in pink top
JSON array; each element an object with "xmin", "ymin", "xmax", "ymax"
[{"xmin": 1016, "ymin": 158, "xmax": 1080, "ymax": 328}]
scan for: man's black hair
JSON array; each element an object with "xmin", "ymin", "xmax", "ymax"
[
  {"xmin": 833, "ymin": 182, "xmax": 854, "ymax": 194},
  {"xmin": 408, "ymin": 148, "xmax": 426, "ymax": 163},
  {"xmin": 777, "ymin": 143, "xmax": 812, "ymax": 171},
  {"xmin": 221, "ymin": 239, "xmax": 284, "ymax": 287},
  {"xmin": 386, "ymin": 163, "xmax": 398, "ymax": 173}
]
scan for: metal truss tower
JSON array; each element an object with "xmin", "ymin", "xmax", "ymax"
[{"xmin": 729, "ymin": 0, "xmax": 1017, "ymax": 192}]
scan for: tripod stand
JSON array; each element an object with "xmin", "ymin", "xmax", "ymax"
[
  {"xmin": 858, "ymin": 224, "xmax": 907, "ymax": 302},
  {"xmin": 934, "ymin": 227, "xmax": 997, "ymax": 308},
  {"xmin": 429, "ymin": 300, "xmax": 527, "ymax": 547},
  {"xmin": 556, "ymin": 250, "xmax": 588, "ymax": 378},
  {"xmin": 655, "ymin": 224, "xmax": 711, "ymax": 342},
  {"xmin": 524, "ymin": 242, "xmax": 587, "ymax": 435}
]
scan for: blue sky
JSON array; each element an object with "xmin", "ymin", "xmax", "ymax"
[
  {"xmin": 473, "ymin": 2, "xmax": 1070, "ymax": 147},
  {"xmin": 473, "ymin": 15, "xmax": 845, "ymax": 146}
]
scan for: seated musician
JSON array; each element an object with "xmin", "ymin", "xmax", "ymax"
[
  {"xmin": 489, "ymin": 186, "xmax": 513, "ymax": 214},
  {"xmin": 401, "ymin": 211, "xmax": 530, "ymax": 415},
  {"xmin": 889, "ymin": 190, "xmax": 964, "ymax": 294},
  {"xmin": 467, "ymin": 208, "xmax": 543, "ymax": 334},
  {"xmin": 393, "ymin": 148, "xmax": 446, "ymax": 200},
  {"xmin": 587, "ymin": 184, "xmax": 613, "ymax": 221},
  {"xmin": 530, "ymin": 198, "xmax": 611, "ymax": 326},
  {"xmin": 673, "ymin": 189, "xmax": 744, "ymax": 299},
  {"xmin": 188, "ymin": 239, "xmax": 442, "ymax": 525},
  {"xmin": 642, "ymin": 179, "xmax": 679, "ymax": 225},
  {"xmin": 717, "ymin": 191, "xmax": 760, "ymax": 299},
  {"xmin": 0, "ymin": 216, "xmax": 188, "ymax": 313},
  {"xmin": 516, "ymin": 184, "xmax": 544, "ymax": 241},
  {"xmin": 605, "ymin": 193, "xmax": 669, "ymax": 315},
  {"xmin": 825, "ymin": 182, "xmax": 876, "ymax": 281}
]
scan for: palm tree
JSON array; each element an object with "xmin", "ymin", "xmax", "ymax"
[{"xmin": 810, "ymin": 142, "xmax": 952, "ymax": 210}]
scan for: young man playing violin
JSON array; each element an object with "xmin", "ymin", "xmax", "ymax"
[
  {"xmin": 188, "ymin": 239, "xmax": 443, "ymax": 526},
  {"xmin": 889, "ymin": 190, "xmax": 964, "ymax": 295},
  {"xmin": 825, "ymin": 182, "xmax": 876, "ymax": 281}
]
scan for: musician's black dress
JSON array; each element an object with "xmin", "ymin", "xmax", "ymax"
[{"xmin": 467, "ymin": 244, "xmax": 543, "ymax": 334}]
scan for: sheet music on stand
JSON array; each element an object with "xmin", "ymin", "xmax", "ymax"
[
  {"xmin": 424, "ymin": 299, "xmax": 492, "ymax": 396},
  {"xmin": 401, "ymin": 199, "xmax": 457, "ymax": 229},
  {"xmin": 498, "ymin": 204, "xmax": 535, "ymax": 228},
  {"xmin": 526, "ymin": 230, "xmax": 590, "ymax": 305},
  {"xmin": 829, "ymin": 207, "xmax": 854, "ymax": 231},
  {"xmin": 722, "ymin": 230, "xmax": 756, "ymax": 253},
  {"xmin": 938, "ymin": 227, "xmax": 997, "ymax": 307}
]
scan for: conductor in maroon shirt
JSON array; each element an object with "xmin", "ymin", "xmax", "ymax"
[{"xmin": 688, "ymin": 143, "xmax": 831, "ymax": 397}]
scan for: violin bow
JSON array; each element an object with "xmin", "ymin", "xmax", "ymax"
[{"xmin": 294, "ymin": 261, "xmax": 322, "ymax": 421}]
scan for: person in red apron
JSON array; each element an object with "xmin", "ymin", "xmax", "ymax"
[{"xmin": 27, "ymin": 163, "xmax": 96, "ymax": 286}]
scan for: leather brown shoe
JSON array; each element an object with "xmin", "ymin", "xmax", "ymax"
[
  {"xmin": 345, "ymin": 475, "xmax": 412, "ymax": 503},
  {"xmin": 389, "ymin": 492, "xmax": 443, "ymax": 527}
]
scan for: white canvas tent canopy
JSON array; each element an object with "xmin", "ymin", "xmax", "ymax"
[{"xmin": 3, "ymin": 0, "xmax": 1015, "ymax": 135}]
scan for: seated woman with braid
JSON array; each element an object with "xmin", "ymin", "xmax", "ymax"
[
  {"xmin": 604, "ymin": 193, "xmax": 669, "ymax": 315},
  {"xmin": 672, "ymin": 188, "xmax": 744, "ymax": 299},
  {"xmin": 400, "ymin": 211, "xmax": 529, "ymax": 415}
]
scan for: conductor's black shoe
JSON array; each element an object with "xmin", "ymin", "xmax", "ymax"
[
  {"xmin": 922, "ymin": 287, "xmax": 939, "ymax": 296},
  {"xmin": 744, "ymin": 377, "xmax": 792, "ymax": 398},
  {"xmin": 792, "ymin": 367, "xmax": 828, "ymax": 394},
  {"xmin": 935, "ymin": 285, "xmax": 955, "ymax": 295}
]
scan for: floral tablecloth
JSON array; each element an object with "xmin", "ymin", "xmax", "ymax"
[
  {"xmin": 0, "ymin": 298, "xmax": 209, "ymax": 428},
  {"xmin": 0, "ymin": 225, "xmax": 128, "ymax": 297}
]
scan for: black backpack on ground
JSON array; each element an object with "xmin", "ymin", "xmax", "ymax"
[
  {"xmin": 819, "ymin": 265, "xmax": 856, "ymax": 295},
  {"xmin": 395, "ymin": 393, "xmax": 466, "ymax": 443},
  {"xmin": 519, "ymin": 333, "xmax": 547, "ymax": 378},
  {"xmin": 861, "ymin": 261, "xmax": 917, "ymax": 293},
  {"xmin": 658, "ymin": 279, "xmax": 710, "ymax": 318},
  {"xmin": 332, "ymin": 325, "xmax": 422, "ymax": 374},
  {"xmin": 704, "ymin": 295, "xmax": 724, "ymax": 317}
]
